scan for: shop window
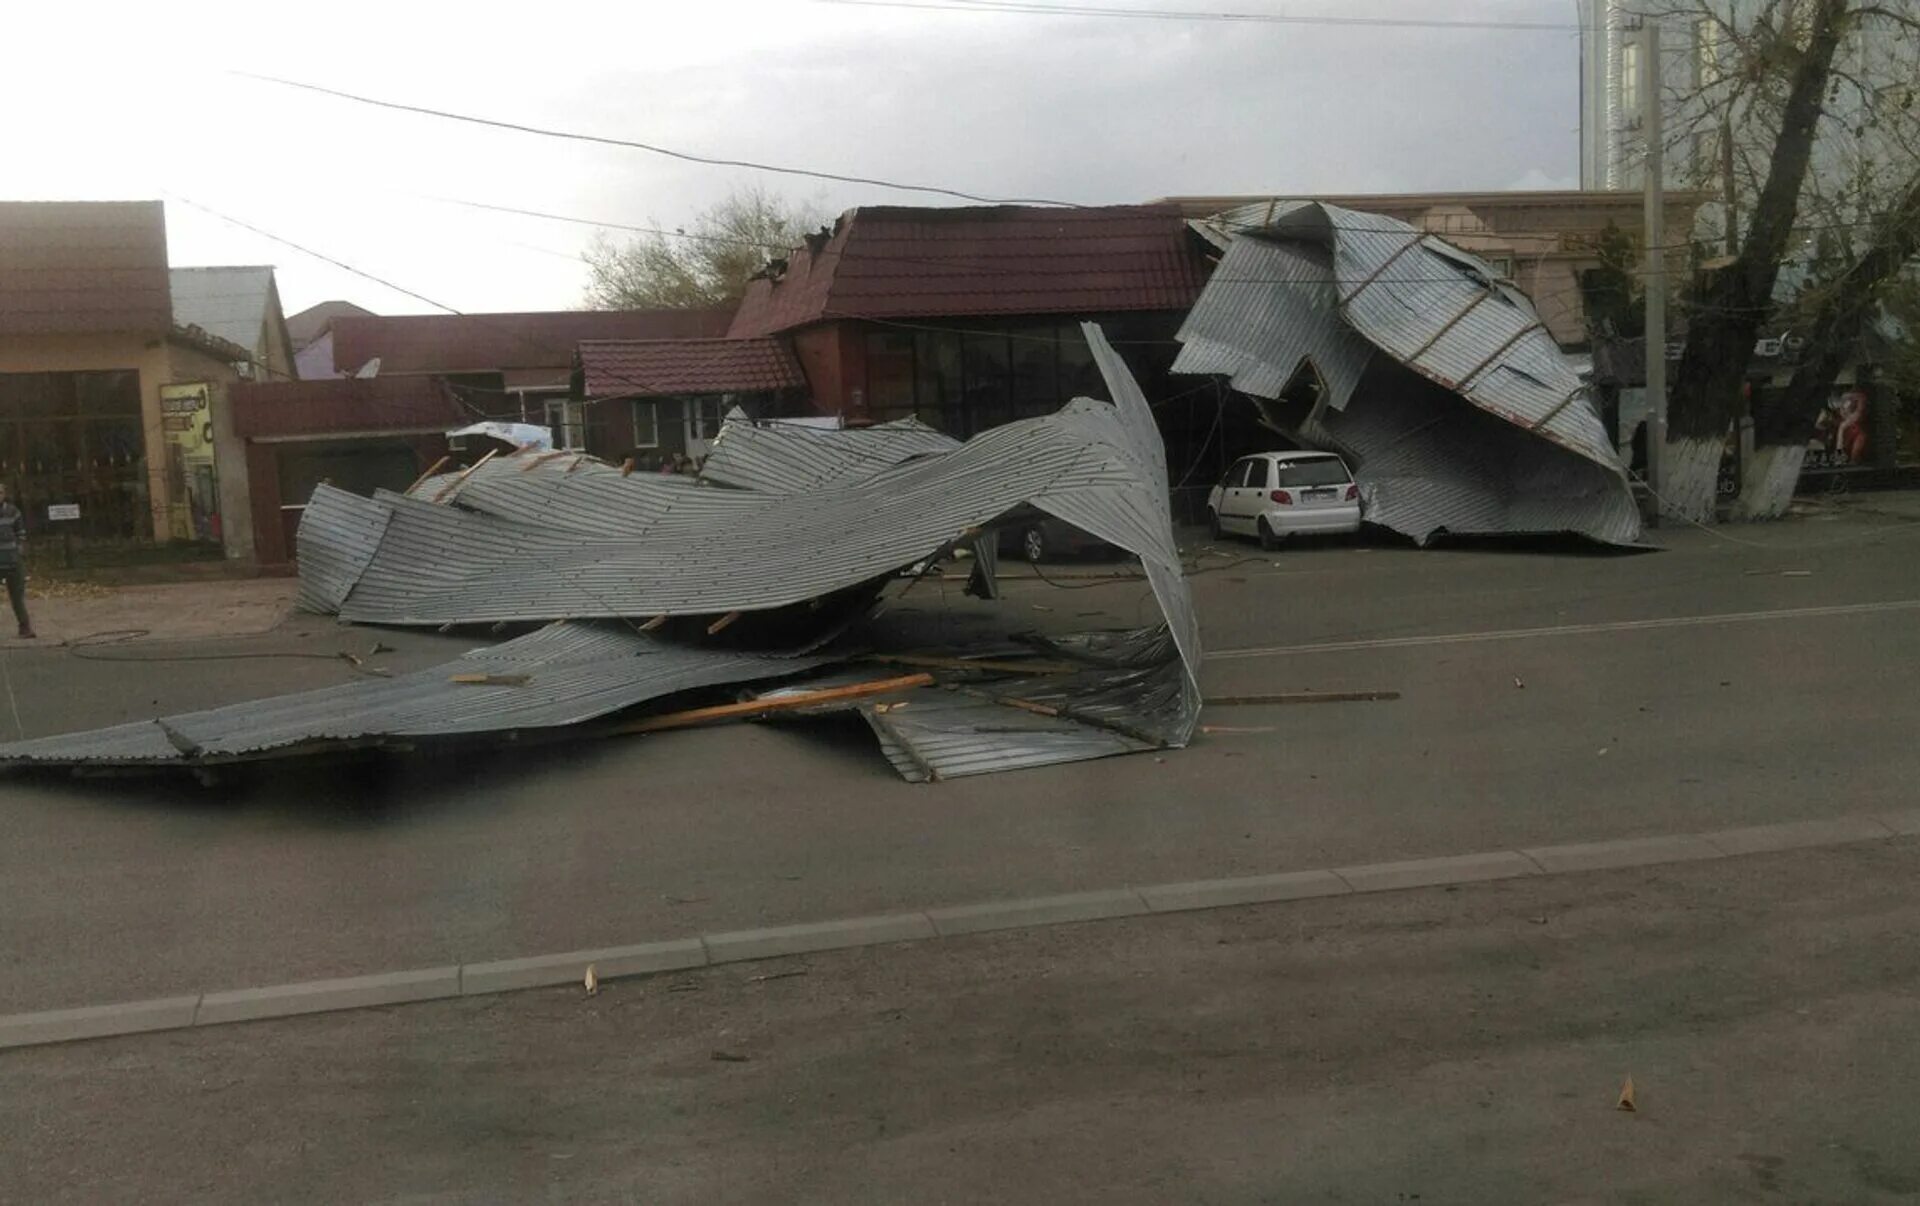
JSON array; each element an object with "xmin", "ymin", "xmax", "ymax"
[
  {"xmin": 865, "ymin": 330, "xmax": 917, "ymax": 412},
  {"xmin": 1009, "ymin": 325, "xmax": 1059, "ymax": 418},
  {"xmin": 0, "ymin": 370, "xmax": 149, "ymax": 540},
  {"xmin": 961, "ymin": 332, "xmax": 1013, "ymax": 436},
  {"xmin": 912, "ymin": 329, "xmax": 963, "ymax": 433}
]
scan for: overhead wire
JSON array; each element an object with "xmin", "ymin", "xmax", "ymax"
[{"xmin": 229, "ymin": 72, "xmax": 1084, "ymax": 208}]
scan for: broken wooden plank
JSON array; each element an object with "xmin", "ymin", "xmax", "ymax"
[
  {"xmin": 448, "ymin": 673, "xmax": 532, "ymax": 687},
  {"xmin": 432, "ymin": 448, "xmax": 499, "ymax": 502},
  {"xmin": 620, "ymin": 457, "xmax": 636, "ymax": 477},
  {"xmin": 1205, "ymin": 691, "xmax": 1401, "ymax": 706},
  {"xmin": 639, "ymin": 615, "xmax": 670, "ymax": 631},
  {"xmin": 615, "ymin": 674, "xmax": 935, "ymax": 734},
  {"xmin": 706, "ymin": 610, "xmax": 742, "ymax": 635},
  {"xmin": 405, "ymin": 454, "xmax": 451, "ymax": 494},
  {"xmin": 518, "ymin": 450, "xmax": 571, "ymax": 473}
]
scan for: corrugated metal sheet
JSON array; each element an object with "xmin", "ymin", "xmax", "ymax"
[
  {"xmin": 294, "ymin": 485, "xmax": 394, "ymax": 614},
  {"xmin": 169, "ymin": 267, "xmax": 275, "ymax": 355},
  {"xmin": 0, "ymin": 622, "xmax": 829, "ymax": 768},
  {"xmin": 1172, "ymin": 238, "xmax": 1373, "ymax": 410},
  {"xmin": 306, "ymin": 326, "xmax": 1202, "ymax": 709},
  {"xmin": 698, "ymin": 416, "xmax": 961, "ymax": 493},
  {"xmin": 1177, "ymin": 201, "xmax": 1640, "ymax": 545}
]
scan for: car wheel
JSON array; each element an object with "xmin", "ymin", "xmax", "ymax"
[
  {"xmin": 1206, "ymin": 509, "xmax": 1221, "ymax": 540},
  {"xmin": 1022, "ymin": 526, "xmax": 1047, "ymax": 563},
  {"xmin": 1259, "ymin": 518, "xmax": 1283, "ymax": 551}
]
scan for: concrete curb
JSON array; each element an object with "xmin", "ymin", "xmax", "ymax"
[{"xmin": 4, "ymin": 813, "xmax": 1914, "ymax": 1052}]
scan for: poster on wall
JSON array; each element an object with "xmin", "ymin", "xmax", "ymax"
[
  {"xmin": 1806, "ymin": 387, "xmax": 1871, "ymax": 470},
  {"xmin": 159, "ymin": 383, "xmax": 220, "ymax": 542}
]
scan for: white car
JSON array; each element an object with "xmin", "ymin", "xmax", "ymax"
[{"xmin": 1207, "ymin": 451, "xmax": 1362, "ymax": 549}]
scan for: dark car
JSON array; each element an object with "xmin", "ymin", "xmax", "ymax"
[{"xmin": 997, "ymin": 516, "xmax": 1115, "ymax": 563}]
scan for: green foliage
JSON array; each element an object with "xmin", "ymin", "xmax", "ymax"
[
  {"xmin": 1579, "ymin": 221, "xmax": 1645, "ymax": 337},
  {"xmin": 582, "ymin": 188, "xmax": 827, "ymax": 310}
]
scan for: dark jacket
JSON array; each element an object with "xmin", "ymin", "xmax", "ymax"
[{"xmin": 0, "ymin": 502, "xmax": 23, "ymax": 568}]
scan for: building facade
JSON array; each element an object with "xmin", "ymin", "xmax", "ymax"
[{"xmin": 0, "ymin": 201, "xmax": 276, "ymax": 558}]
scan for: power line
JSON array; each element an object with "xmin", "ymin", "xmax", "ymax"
[
  {"xmin": 229, "ymin": 72, "xmax": 1084, "ymax": 209},
  {"xmin": 164, "ymin": 192, "xmax": 463, "ymax": 316},
  {"xmin": 813, "ymin": 0, "xmax": 1583, "ymax": 33}
]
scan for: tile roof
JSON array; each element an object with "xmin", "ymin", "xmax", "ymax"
[
  {"xmin": 0, "ymin": 201, "xmax": 171, "ymax": 336},
  {"xmin": 577, "ymin": 337, "xmax": 806, "ymax": 398},
  {"xmin": 169, "ymin": 266, "xmax": 279, "ymax": 355},
  {"xmin": 331, "ymin": 308, "xmax": 734, "ymax": 375},
  {"xmin": 727, "ymin": 204, "xmax": 1210, "ymax": 338}
]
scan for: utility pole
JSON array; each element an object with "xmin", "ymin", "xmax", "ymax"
[{"xmin": 1641, "ymin": 17, "xmax": 1667, "ymax": 524}]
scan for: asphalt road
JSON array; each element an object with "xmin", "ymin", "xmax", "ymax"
[
  {"xmin": 1, "ymin": 509, "xmax": 1918, "ymax": 1012},
  {"xmin": 6, "ymin": 840, "xmax": 1919, "ymax": 1204}
]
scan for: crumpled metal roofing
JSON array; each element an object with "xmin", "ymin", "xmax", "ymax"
[
  {"xmin": 698, "ymin": 416, "xmax": 961, "ymax": 493},
  {"xmin": 0, "ymin": 623, "xmax": 829, "ymax": 768},
  {"xmin": 301, "ymin": 325, "xmax": 1203, "ymax": 696},
  {"xmin": 1176, "ymin": 201, "xmax": 1640, "ymax": 544}
]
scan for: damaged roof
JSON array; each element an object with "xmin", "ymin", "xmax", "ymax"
[
  {"xmin": 727, "ymin": 205, "xmax": 1211, "ymax": 338},
  {"xmin": 698, "ymin": 416, "xmax": 961, "ymax": 493},
  {"xmin": 576, "ymin": 337, "xmax": 806, "ymax": 398},
  {"xmin": 1175, "ymin": 201, "xmax": 1640, "ymax": 545},
  {"xmin": 1, "ymin": 326, "xmax": 1203, "ymax": 784}
]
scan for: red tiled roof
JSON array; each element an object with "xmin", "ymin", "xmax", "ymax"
[
  {"xmin": 231, "ymin": 377, "xmax": 466, "ymax": 439},
  {"xmin": 577, "ymin": 337, "xmax": 806, "ymax": 398},
  {"xmin": 727, "ymin": 205, "xmax": 1209, "ymax": 338},
  {"xmin": 0, "ymin": 201, "xmax": 171, "ymax": 336},
  {"xmin": 331, "ymin": 308, "xmax": 734, "ymax": 375}
]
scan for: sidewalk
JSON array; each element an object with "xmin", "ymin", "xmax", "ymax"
[{"xmin": 1, "ymin": 577, "xmax": 297, "ymax": 648}]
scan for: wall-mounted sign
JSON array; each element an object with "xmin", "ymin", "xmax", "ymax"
[
  {"xmin": 160, "ymin": 383, "xmax": 221, "ymax": 542},
  {"xmin": 46, "ymin": 504, "xmax": 80, "ymax": 522}
]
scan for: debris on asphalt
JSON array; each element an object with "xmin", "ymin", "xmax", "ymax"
[
  {"xmin": 1617, "ymin": 1075, "xmax": 1637, "ymax": 1112},
  {"xmin": 0, "ymin": 325, "xmax": 1203, "ymax": 786},
  {"xmin": 710, "ymin": 1051, "xmax": 751, "ymax": 1063},
  {"xmin": 746, "ymin": 969, "xmax": 809, "ymax": 984},
  {"xmin": 1174, "ymin": 201, "xmax": 1640, "ymax": 547},
  {"xmin": 584, "ymin": 964, "xmax": 599, "ymax": 996},
  {"xmin": 1205, "ymin": 690, "xmax": 1401, "ymax": 706}
]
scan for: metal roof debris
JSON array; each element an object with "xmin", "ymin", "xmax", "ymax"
[
  {"xmin": 3, "ymin": 325, "xmax": 1200, "ymax": 784},
  {"xmin": 1176, "ymin": 201, "xmax": 1641, "ymax": 545}
]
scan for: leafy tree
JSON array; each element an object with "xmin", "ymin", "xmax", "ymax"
[{"xmin": 582, "ymin": 187, "xmax": 826, "ymax": 310}]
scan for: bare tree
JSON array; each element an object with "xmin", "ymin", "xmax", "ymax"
[
  {"xmin": 1650, "ymin": 0, "xmax": 1920, "ymax": 518},
  {"xmin": 582, "ymin": 187, "xmax": 827, "ymax": 310}
]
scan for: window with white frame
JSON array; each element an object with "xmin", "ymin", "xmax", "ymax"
[
  {"xmin": 543, "ymin": 398, "xmax": 585, "ymax": 451},
  {"xmin": 630, "ymin": 400, "xmax": 660, "ymax": 448},
  {"xmin": 689, "ymin": 396, "xmax": 728, "ymax": 441}
]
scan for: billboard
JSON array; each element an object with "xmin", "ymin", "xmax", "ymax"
[{"xmin": 160, "ymin": 382, "xmax": 220, "ymax": 542}]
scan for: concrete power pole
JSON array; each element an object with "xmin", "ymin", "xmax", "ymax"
[{"xmin": 1641, "ymin": 17, "xmax": 1667, "ymax": 523}]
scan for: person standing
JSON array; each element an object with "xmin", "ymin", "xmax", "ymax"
[{"xmin": 0, "ymin": 485, "xmax": 34, "ymax": 638}]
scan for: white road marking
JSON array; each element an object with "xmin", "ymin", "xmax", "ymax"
[{"xmin": 1204, "ymin": 598, "xmax": 1920, "ymax": 661}]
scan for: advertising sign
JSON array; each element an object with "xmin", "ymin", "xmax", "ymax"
[
  {"xmin": 160, "ymin": 383, "xmax": 221, "ymax": 542},
  {"xmin": 1807, "ymin": 387, "xmax": 1871, "ymax": 470}
]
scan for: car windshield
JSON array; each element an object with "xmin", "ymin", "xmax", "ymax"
[{"xmin": 1273, "ymin": 457, "xmax": 1350, "ymax": 487}]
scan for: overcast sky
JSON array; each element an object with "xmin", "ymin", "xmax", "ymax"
[{"xmin": 1, "ymin": 0, "xmax": 1582, "ymax": 316}]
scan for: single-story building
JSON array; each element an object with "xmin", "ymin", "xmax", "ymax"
[
  {"xmin": 573, "ymin": 336, "xmax": 810, "ymax": 466},
  {"xmin": 329, "ymin": 308, "xmax": 734, "ymax": 446},
  {"xmin": 0, "ymin": 200, "xmax": 279, "ymax": 556}
]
